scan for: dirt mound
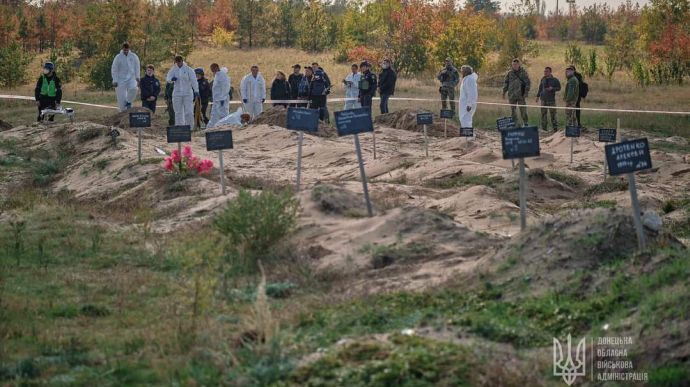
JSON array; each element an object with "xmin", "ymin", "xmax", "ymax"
[
  {"xmin": 96, "ymin": 106, "xmax": 168, "ymax": 133},
  {"xmin": 483, "ymin": 207, "xmax": 683, "ymax": 299},
  {"xmin": 374, "ymin": 109, "xmax": 460, "ymax": 137},
  {"xmin": 0, "ymin": 119, "xmax": 12, "ymax": 131},
  {"xmin": 250, "ymin": 106, "xmax": 336, "ymax": 137},
  {"xmin": 311, "ymin": 182, "xmax": 374, "ymax": 217}
]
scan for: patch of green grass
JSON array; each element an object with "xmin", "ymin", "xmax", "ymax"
[
  {"xmin": 545, "ymin": 170, "xmax": 585, "ymax": 188},
  {"xmin": 424, "ymin": 173, "xmax": 504, "ymax": 189},
  {"xmin": 662, "ymin": 196, "xmax": 690, "ymax": 214},
  {"xmin": 93, "ymin": 158, "xmax": 110, "ymax": 171},
  {"xmin": 360, "ymin": 241, "xmax": 433, "ymax": 269},
  {"xmin": 290, "ymin": 335, "xmax": 473, "ymax": 386},
  {"xmin": 648, "ymin": 364, "xmax": 690, "ymax": 387},
  {"xmin": 584, "ymin": 178, "xmax": 628, "ymax": 197}
]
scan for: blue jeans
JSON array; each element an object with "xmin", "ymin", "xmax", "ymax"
[{"xmin": 380, "ymin": 93, "xmax": 391, "ymax": 114}]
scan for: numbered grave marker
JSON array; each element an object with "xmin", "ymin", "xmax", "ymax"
[
  {"xmin": 129, "ymin": 111, "xmax": 151, "ymax": 163},
  {"xmin": 440, "ymin": 109, "xmax": 453, "ymax": 138},
  {"xmin": 335, "ymin": 107, "xmax": 374, "ymax": 217},
  {"xmin": 605, "ymin": 138, "xmax": 652, "ymax": 250},
  {"xmin": 417, "ymin": 112, "xmax": 433, "ymax": 157},
  {"xmin": 205, "ymin": 130, "xmax": 233, "ymax": 195},
  {"xmin": 496, "ymin": 116, "xmax": 516, "ymax": 131},
  {"xmin": 286, "ymin": 107, "xmax": 320, "ymax": 191},
  {"xmin": 500, "ymin": 126, "xmax": 541, "ymax": 231},
  {"xmin": 459, "ymin": 127, "xmax": 474, "ymax": 137},
  {"xmin": 167, "ymin": 125, "xmax": 192, "ymax": 172},
  {"xmin": 598, "ymin": 128, "xmax": 617, "ymax": 143},
  {"xmin": 565, "ymin": 125, "xmax": 581, "ymax": 164}
]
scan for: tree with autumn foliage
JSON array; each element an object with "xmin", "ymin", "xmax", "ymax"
[{"xmin": 434, "ymin": 10, "xmax": 496, "ymax": 72}]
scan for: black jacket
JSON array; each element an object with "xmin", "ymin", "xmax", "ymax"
[
  {"xmin": 378, "ymin": 67, "xmax": 397, "ymax": 95},
  {"xmin": 271, "ymin": 79, "xmax": 291, "ymax": 101},
  {"xmin": 197, "ymin": 78, "xmax": 211, "ymax": 102},
  {"xmin": 359, "ymin": 71, "xmax": 377, "ymax": 98},
  {"xmin": 140, "ymin": 74, "xmax": 161, "ymax": 101},
  {"xmin": 35, "ymin": 73, "xmax": 62, "ymax": 103},
  {"xmin": 288, "ymin": 73, "xmax": 302, "ymax": 99},
  {"xmin": 536, "ymin": 76, "xmax": 561, "ymax": 103}
]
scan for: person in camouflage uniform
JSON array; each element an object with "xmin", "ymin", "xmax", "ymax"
[
  {"xmin": 535, "ymin": 66, "xmax": 561, "ymax": 131},
  {"xmin": 564, "ymin": 65, "xmax": 580, "ymax": 127},
  {"xmin": 502, "ymin": 58, "xmax": 531, "ymax": 126},
  {"xmin": 437, "ymin": 58, "xmax": 460, "ymax": 113}
]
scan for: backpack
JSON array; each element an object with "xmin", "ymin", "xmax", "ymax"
[
  {"xmin": 298, "ymin": 76, "xmax": 310, "ymax": 96},
  {"xmin": 575, "ymin": 72, "xmax": 588, "ymax": 98}
]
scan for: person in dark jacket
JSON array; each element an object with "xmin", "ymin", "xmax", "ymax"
[
  {"xmin": 195, "ymin": 68, "xmax": 211, "ymax": 126},
  {"xmin": 288, "ymin": 64, "xmax": 302, "ymax": 106},
  {"xmin": 378, "ymin": 58, "xmax": 397, "ymax": 114},
  {"xmin": 297, "ymin": 67, "xmax": 312, "ymax": 107},
  {"xmin": 358, "ymin": 61, "xmax": 377, "ymax": 112},
  {"xmin": 535, "ymin": 66, "xmax": 561, "ymax": 131},
  {"xmin": 34, "ymin": 62, "xmax": 62, "ymax": 121},
  {"xmin": 140, "ymin": 64, "xmax": 161, "ymax": 113},
  {"xmin": 309, "ymin": 67, "xmax": 330, "ymax": 121},
  {"xmin": 572, "ymin": 66, "xmax": 586, "ymax": 126},
  {"xmin": 311, "ymin": 62, "xmax": 331, "ymax": 122},
  {"xmin": 164, "ymin": 81, "xmax": 175, "ymax": 125},
  {"xmin": 271, "ymin": 71, "xmax": 291, "ymax": 107}
]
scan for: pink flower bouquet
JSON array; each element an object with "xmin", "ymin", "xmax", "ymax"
[{"xmin": 162, "ymin": 145, "xmax": 214, "ymax": 176}]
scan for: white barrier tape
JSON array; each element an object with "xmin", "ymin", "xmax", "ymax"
[{"xmin": 3, "ymin": 94, "xmax": 690, "ymax": 116}]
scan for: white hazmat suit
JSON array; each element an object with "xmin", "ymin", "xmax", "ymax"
[
  {"xmin": 208, "ymin": 67, "xmax": 231, "ymax": 128},
  {"xmin": 111, "ymin": 50, "xmax": 141, "ymax": 112},
  {"xmin": 459, "ymin": 72, "xmax": 478, "ymax": 129},
  {"xmin": 240, "ymin": 72, "xmax": 266, "ymax": 118},
  {"xmin": 166, "ymin": 62, "xmax": 199, "ymax": 130},
  {"xmin": 344, "ymin": 72, "xmax": 361, "ymax": 110}
]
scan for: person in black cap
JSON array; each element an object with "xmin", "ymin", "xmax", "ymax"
[
  {"xmin": 358, "ymin": 61, "xmax": 377, "ymax": 111},
  {"xmin": 34, "ymin": 62, "xmax": 62, "ymax": 121},
  {"xmin": 195, "ymin": 67, "xmax": 211, "ymax": 126},
  {"xmin": 288, "ymin": 64, "xmax": 302, "ymax": 107}
]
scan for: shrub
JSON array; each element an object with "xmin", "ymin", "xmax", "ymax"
[
  {"xmin": 213, "ymin": 189, "xmax": 299, "ymax": 259},
  {"xmin": 0, "ymin": 41, "xmax": 31, "ymax": 87},
  {"xmin": 211, "ymin": 26, "xmax": 235, "ymax": 48},
  {"xmin": 564, "ymin": 43, "xmax": 586, "ymax": 69}
]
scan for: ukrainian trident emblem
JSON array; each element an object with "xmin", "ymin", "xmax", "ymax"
[{"xmin": 553, "ymin": 334, "xmax": 586, "ymax": 385}]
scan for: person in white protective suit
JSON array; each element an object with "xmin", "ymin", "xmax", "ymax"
[
  {"xmin": 111, "ymin": 42, "xmax": 140, "ymax": 112},
  {"xmin": 166, "ymin": 56, "xmax": 200, "ymax": 130},
  {"xmin": 458, "ymin": 65, "xmax": 478, "ymax": 130},
  {"xmin": 208, "ymin": 63, "xmax": 231, "ymax": 128},
  {"xmin": 240, "ymin": 65, "xmax": 266, "ymax": 118},
  {"xmin": 343, "ymin": 63, "xmax": 361, "ymax": 110}
]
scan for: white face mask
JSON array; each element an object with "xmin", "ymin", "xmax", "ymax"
[
  {"xmin": 42, "ymin": 69, "xmax": 50, "ymax": 75},
  {"xmin": 382, "ymin": 63, "xmax": 389, "ymax": 69}
]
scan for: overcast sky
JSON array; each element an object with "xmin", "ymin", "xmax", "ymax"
[{"xmin": 499, "ymin": 0, "xmax": 650, "ymax": 14}]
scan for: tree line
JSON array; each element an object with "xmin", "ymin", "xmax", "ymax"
[{"xmin": 0, "ymin": 0, "xmax": 688, "ymax": 89}]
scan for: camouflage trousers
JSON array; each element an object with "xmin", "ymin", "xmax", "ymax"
[
  {"xmin": 440, "ymin": 86, "xmax": 455, "ymax": 112},
  {"xmin": 566, "ymin": 102, "xmax": 577, "ymax": 126},
  {"xmin": 540, "ymin": 100, "xmax": 558, "ymax": 131},
  {"xmin": 509, "ymin": 96, "xmax": 529, "ymax": 126}
]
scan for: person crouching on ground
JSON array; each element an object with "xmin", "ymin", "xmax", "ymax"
[
  {"xmin": 458, "ymin": 65, "xmax": 478, "ymax": 130},
  {"xmin": 35, "ymin": 62, "xmax": 62, "ymax": 122},
  {"xmin": 140, "ymin": 64, "xmax": 161, "ymax": 113}
]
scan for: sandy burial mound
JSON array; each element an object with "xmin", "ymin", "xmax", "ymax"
[
  {"xmin": 375, "ymin": 108, "xmax": 460, "ymax": 137},
  {"xmin": 96, "ymin": 106, "xmax": 169, "ymax": 134},
  {"xmin": 297, "ymin": 183, "xmax": 506, "ymax": 294},
  {"xmin": 249, "ymin": 105, "xmax": 336, "ymax": 137}
]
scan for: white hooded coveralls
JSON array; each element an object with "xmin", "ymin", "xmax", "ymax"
[
  {"xmin": 459, "ymin": 72, "xmax": 478, "ymax": 129},
  {"xmin": 344, "ymin": 72, "xmax": 361, "ymax": 110},
  {"xmin": 208, "ymin": 68, "xmax": 231, "ymax": 128},
  {"xmin": 111, "ymin": 50, "xmax": 141, "ymax": 112},
  {"xmin": 240, "ymin": 72, "xmax": 266, "ymax": 118},
  {"xmin": 166, "ymin": 63, "xmax": 199, "ymax": 130}
]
